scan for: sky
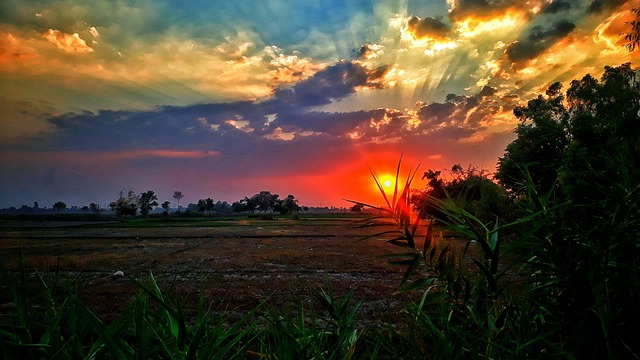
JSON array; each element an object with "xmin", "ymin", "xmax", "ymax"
[{"xmin": 1, "ymin": 0, "xmax": 638, "ymax": 209}]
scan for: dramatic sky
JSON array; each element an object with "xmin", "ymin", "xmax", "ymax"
[{"xmin": 1, "ymin": 0, "xmax": 638, "ymax": 209}]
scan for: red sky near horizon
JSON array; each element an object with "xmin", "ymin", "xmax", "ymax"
[{"xmin": 0, "ymin": 0, "xmax": 638, "ymax": 209}]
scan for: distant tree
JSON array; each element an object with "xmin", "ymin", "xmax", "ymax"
[
  {"xmin": 232, "ymin": 197, "xmax": 250, "ymax": 212},
  {"xmin": 109, "ymin": 190, "xmax": 138, "ymax": 217},
  {"xmin": 173, "ymin": 191, "xmax": 184, "ymax": 211},
  {"xmin": 33, "ymin": 201, "xmax": 39, "ymax": 210},
  {"xmin": 197, "ymin": 198, "xmax": 215, "ymax": 214},
  {"xmin": 53, "ymin": 201, "xmax": 67, "ymax": 213},
  {"xmin": 138, "ymin": 191, "xmax": 158, "ymax": 217},
  {"xmin": 413, "ymin": 164, "xmax": 512, "ymax": 224},
  {"xmin": 350, "ymin": 203, "xmax": 364, "ymax": 212},
  {"xmin": 275, "ymin": 194, "xmax": 301, "ymax": 215},
  {"xmin": 623, "ymin": 7, "xmax": 640, "ymax": 52},
  {"xmin": 213, "ymin": 200, "xmax": 232, "ymax": 213},
  {"xmin": 161, "ymin": 200, "xmax": 171, "ymax": 212},
  {"xmin": 250, "ymin": 191, "xmax": 280, "ymax": 212},
  {"xmin": 89, "ymin": 202, "xmax": 102, "ymax": 216}
]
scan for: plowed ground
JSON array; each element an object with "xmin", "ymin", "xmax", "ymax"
[{"xmin": 0, "ymin": 216, "xmax": 432, "ymax": 325}]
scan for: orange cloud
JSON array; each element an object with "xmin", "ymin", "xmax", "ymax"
[
  {"xmin": 42, "ymin": 29, "xmax": 94, "ymax": 53},
  {"xmin": 595, "ymin": 8, "xmax": 638, "ymax": 50},
  {"xmin": 0, "ymin": 31, "xmax": 40, "ymax": 64}
]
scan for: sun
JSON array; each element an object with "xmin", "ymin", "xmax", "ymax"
[{"xmin": 383, "ymin": 179, "xmax": 392, "ymax": 188}]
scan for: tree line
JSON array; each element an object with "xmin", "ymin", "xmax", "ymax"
[{"xmin": 107, "ymin": 189, "xmax": 304, "ymax": 217}]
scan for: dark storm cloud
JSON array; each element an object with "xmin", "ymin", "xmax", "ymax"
[
  {"xmin": 505, "ymin": 20, "xmax": 576, "ymax": 64},
  {"xmin": 541, "ymin": 0, "xmax": 573, "ymax": 14},
  {"xmin": 587, "ymin": 0, "xmax": 626, "ymax": 14},
  {"xmin": 29, "ymin": 60, "xmax": 390, "ymax": 153},
  {"xmin": 406, "ymin": 16, "xmax": 452, "ymax": 40},
  {"xmin": 273, "ymin": 110, "xmax": 373, "ymax": 135},
  {"xmin": 478, "ymin": 85, "xmax": 497, "ymax": 98},
  {"xmin": 269, "ymin": 61, "xmax": 389, "ymax": 108}
]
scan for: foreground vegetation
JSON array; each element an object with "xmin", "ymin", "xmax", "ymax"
[{"xmin": 2, "ymin": 64, "xmax": 639, "ymax": 359}]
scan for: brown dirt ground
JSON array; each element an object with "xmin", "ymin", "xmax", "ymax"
[{"xmin": 0, "ymin": 216, "xmax": 443, "ymax": 326}]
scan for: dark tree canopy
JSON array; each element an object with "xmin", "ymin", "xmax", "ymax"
[
  {"xmin": 496, "ymin": 63, "xmax": 640, "ymax": 202},
  {"xmin": 109, "ymin": 190, "xmax": 138, "ymax": 217},
  {"xmin": 53, "ymin": 201, "xmax": 67, "ymax": 213},
  {"xmin": 138, "ymin": 191, "xmax": 158, "ymax": 217},
  {"xmin": 623, "ymin": 7, "xmax": 640, "ymax": 52}
]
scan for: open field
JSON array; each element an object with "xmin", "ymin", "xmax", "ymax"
[{"xmin": 0, "ymin": 215, "xmax": 428, "ymax": 325}]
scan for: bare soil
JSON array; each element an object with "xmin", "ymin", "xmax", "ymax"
[{"xmin": 0, "ymin": 216, "xmax": 428, "ymax": 325}]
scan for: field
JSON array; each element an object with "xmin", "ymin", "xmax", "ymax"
[{"xmin": 0, "ymin": 215, "xmax": 424, "ymax": 325}]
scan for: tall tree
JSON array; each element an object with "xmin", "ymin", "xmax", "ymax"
[
  {"xmin": 495, "ymin": 64, "xmax": 640, "ymax": 358},
  {"xmin": 496, "ymin": 82, "xmax": 568, "ymax": 198},
  {"xmin": 138, "ymin": 191, "xmax": 158, "ymax": 217},
  {"xmin": 172, "ymin": 191, "xmax": 184, "ymax": 212}
]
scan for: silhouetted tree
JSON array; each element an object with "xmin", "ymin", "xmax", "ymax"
[
  {"xmin": 161, "ymin": 201, "xmax": 171, "ymax": 212},
  {"xmin": 138, "ymin": 191, "xmax": 158, "ymax": 217},
  {"xmin": 109, "ymin": 190, "xmax": 138, "ymax": 217},
  {"xmin": 623, "ymin": 7, "xmax": 640, "ymax": 52},
  {"xmin": 197, "ymin": 198, "xmax": 215, "ymax": 214},
  {"xmin": 275, "ymin": 194, "xmax": 301, "ymax": 214},
  {"xmin": 496, "ymin": 82, "xmax": 568, "ymax": 198},
  {"xmin": 89, "ymin": 202, "xmax": 101, "ymax": 216},
  {"xmin": 350, "ymin": 203, "xmax": 364, "ymax": 212},
  {"xmin": 173, "ymin": 191, "xmax": 184, "ymax": 211},
  {"xmin": 494, "ymin": 64, "xmax": 640, "ymax": 358},
  {"xmin": 53, "ymin": 201, "xmax": 67, "ymax": 213}
]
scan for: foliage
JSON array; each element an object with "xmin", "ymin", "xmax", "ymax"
[
  {"xmin": 109, "ymin": 190, "xmax": 139, "ymax": 217},
  {"xmin": 161, "ymin": 200, "xmax": 171, "ymax": 211},
  {"xmin": 138, "ymin": 191, "xmax": 159, "ymax": 218},
  {"xmin": 89, "ymin": 202, "xmax": 102, "ymax": 215},
  {"xmin": 496, "ymin": 82, "xmax": 568, "ymax": 198},
  {"xmin": 52, "ymin": 201, "xmax": 67, "ymax": 213},
  {"xmin": 232, "ymin": 191, "xmax": 282, "ymax": 213},
  {"xmin": 413, "ymin": 164, "xmax": 514, "ymax": 224},
  {"xmin": 197, "ymin": 197, "xmax": 215, "ymax": 214},
  {"xmin": 623, "ymin": 7, "xmax": 640, "ymax": 52},
  {"xmin": 274, "ymin": 194, "xmax": 301, "ymax": 215}
]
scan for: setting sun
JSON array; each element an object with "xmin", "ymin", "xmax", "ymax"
[{"xmin": 383, "ymin": 179, "xmax": 392, "ymax": 188}]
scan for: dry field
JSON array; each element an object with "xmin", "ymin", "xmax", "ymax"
[{"xmin": 0, "ymin": 216, "xmax": 427, "ymax": 325}]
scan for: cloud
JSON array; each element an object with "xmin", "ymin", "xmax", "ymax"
[
  {"xmin": 355, "ymin": 43, "xmax": 384, "ymax": 59},
  {"xmin": 587, "ymin": 0, "xmax": 627, "ymax": 14},
  {"xmin": 270, "ymin": 61, "xmax": 389, "ymax": 108},
  {"xmin": 448, "ymin": 0, "xmax": 515, "ymax": 23},
  {"xmin": 42, "ymin": 29, "xmax": 94, "ymax": 53},
  {"xmin": 541, "ymin": 0, "xmax": 573, "ymax": 14},
  {"xmin": 505, "ymin": 20, "xmax": 576, "ymax": 66},
  {"xmin": 406, "ymin": 16, "xmax": 452, "ymax": 40}
]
